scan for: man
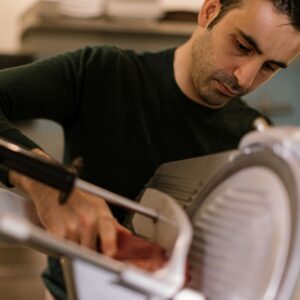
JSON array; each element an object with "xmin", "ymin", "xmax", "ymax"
[{"xmin": 0, "ymin": 0, "xmax": 299, "ymax": 299}]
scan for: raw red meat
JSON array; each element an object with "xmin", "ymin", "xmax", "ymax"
[{"xmin": 113, "ymin": 231, "xmax": 167, "ymax": 272}]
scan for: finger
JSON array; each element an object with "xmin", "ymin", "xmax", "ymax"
[
  {"xmin": 98, "ymin": 216, "xmax": 118, "ymax": 257},
  {"xmin": 80, "ymin": 219, "xmax": 97, "ymax": 250},
  {"xmin": 65, "ymin": 220, "xmax": 80, "ymax": 243},
  {"xmin": 38, "ymin": 212, "xmax": 65, "ymax": 238},
  {"xmin": 115, "ymin": 222, "xmax": 132, "ymax": 235}
]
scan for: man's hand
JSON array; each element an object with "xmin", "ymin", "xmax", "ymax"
[{"xmin": 9, "ymin": 148, "xmax": 129, "ymax": 257}]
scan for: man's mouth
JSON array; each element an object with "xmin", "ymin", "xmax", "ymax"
[{"xmin": 216, "ymin": 81, "xmax": 240, "ymax": 98}]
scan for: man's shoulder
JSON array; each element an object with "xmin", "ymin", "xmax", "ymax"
[
  {"xmin": 70, "ymin": 46, "xmax": 172, "ymax": 71},
  {"xmin": 74, "ymin": 45, "xmax": 173, "ymax": 61},
  {"xmin": 74, "ymin": 45, "xmax": 136, "ymax": 62},
  {"xmin": 58, "ymin": 45, "xmax": 136, "ymax": 65},
  {"xmin": 220, "ymin": 98, "xmax": 272, "ymax": 135}
]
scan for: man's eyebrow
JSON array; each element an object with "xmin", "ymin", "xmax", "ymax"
[{"xmin": 237, "ymin": 29, "xmax": 288, "ymax": 69}]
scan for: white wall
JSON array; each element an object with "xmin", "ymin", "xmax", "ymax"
[{"xmin": 0, "ymin": 0, "xmax": 37, "ymax": 53}]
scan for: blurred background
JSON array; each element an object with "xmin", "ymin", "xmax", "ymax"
[
  {"xmin": 0, "ymin": 0, "xmax": 36, "ymax": 53},
  {"xmin": 0, "ymin": 0, "xmax": 299, "ymax": 299}
]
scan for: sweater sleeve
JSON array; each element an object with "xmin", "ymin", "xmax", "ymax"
[{"xmin": 0, "ymin": 47, "xmax": 94, "ymax": 185}]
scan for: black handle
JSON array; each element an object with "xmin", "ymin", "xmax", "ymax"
[{"xmin": 0, "ymin": 139, "xmax": 76, "ymax": 203}]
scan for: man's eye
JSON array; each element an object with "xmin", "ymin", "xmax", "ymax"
[
  {"xmin": 235, "ymin": 39, "xmax": 251, "ymax": 53},
  {"xmin": 263, "ymin": 63, "xmax": 276, "ymax": 72}
]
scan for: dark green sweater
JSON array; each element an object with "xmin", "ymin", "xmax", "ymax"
[{"xmin": 0, "ymin": 46, "xmax": 263, "ymax": 299}]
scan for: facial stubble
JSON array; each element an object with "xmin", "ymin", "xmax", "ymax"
[{"xmin": 190, "ymin": 31, "xmax": 241, "ymax": 108}]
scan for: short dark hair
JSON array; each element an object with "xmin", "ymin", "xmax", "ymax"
[{"xmin": 208, "ymin": 0, "xmax": 300, "ymax": 30}]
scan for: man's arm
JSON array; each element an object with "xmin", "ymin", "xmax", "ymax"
[
  {"xmin": 0, "ymin": 48, "xmax": 129, "ymax": 255},
  {"xmin": 8, "ymin": 148, "xmax": 128, "ymax": 256}
]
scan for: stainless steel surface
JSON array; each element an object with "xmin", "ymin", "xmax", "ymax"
[
  {"xmin": 146, "ymin": 150, "xmax": 238, "ymax": 211},
  {"xmin": 189, "ymin": 161, "xmax": 291, "ymax": 300},
  {"xmin": 2, "ymin": 127, "xmax": 300, "ymax": 299},
  {"xmin": 0, "ymin": 186, "xmax": 195, "ymax": 300},
  {"xmin": 148, "ymin": 127, "xmax": 300, "ymax": 300}
]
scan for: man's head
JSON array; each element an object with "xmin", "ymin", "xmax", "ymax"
[{"xmin": 186, "ymin": 0, "xmax": 300, "ymax": 108}]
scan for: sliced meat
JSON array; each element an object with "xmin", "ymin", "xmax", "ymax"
[{"xmin": 113, "ymin": 230, "xmax": 167, "ymax": 272}]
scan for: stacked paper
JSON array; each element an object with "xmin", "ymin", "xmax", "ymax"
[
  {"xmin": 58, "ymin": 0, "xmax": 204, "ymax": 19},
  {"xmin": 160, "ymin": 0, "xmax": 204, "ymax": 13},
  {"xmin": 59, "ymin": 0, "xmax": 107, "ymax": 18},
  {"xmin": 106, "ymin": 0, "xmax": 163, "ymax": 19},
  {"xmin": 107, "ymin": 0, "xmax": 204, "ymax": 19}
]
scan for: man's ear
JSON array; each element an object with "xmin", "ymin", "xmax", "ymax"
[{"xmin": 198, "ymin": 0, "xmax": 222, "ymax": 28}]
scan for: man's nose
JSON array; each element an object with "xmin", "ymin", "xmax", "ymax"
[{"xmin": 233, "ymin": 61, "xmax": 260, "ymax": 91}]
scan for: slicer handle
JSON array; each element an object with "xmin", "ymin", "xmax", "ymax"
[
  {"xmin": 0, "ymin": 139, "xmax": 164, "ymax": 221},
  {"xmin": 0, "ymin": 138, "xmax": 76, "ymax": 202}
]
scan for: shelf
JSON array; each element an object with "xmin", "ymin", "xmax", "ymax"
[{"xmin": 19, "ymin": 1, "xmax": 196, "ymax": 56}]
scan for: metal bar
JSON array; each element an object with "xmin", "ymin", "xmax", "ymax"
[{"xmin": 75, "ymin": 179, "xmax": 163, "ymax": 222}]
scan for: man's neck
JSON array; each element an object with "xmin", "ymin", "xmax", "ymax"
[{"xmin": 174, "ymin": 42, "xmax": 198, "ymax": 102}]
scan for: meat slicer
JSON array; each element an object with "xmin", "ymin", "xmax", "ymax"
[{"xmin": 0, "ymin": 125, "xmax": 300, "ymax": 300}]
